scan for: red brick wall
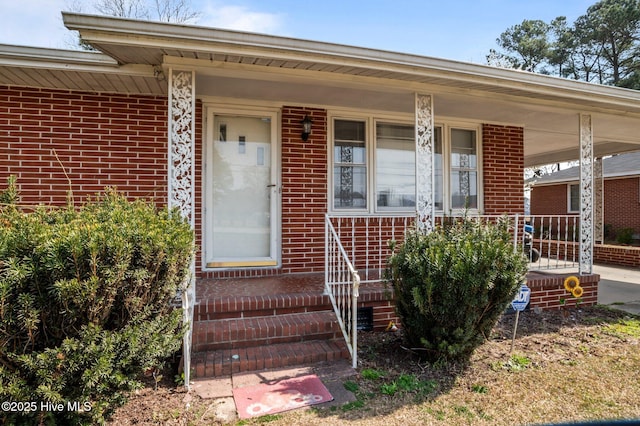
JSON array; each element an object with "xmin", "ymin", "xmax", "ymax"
[
  {"xmin": 0, "ymin": 85, "xmax": 168, "ymax": 205},
  {"xmin": 1, "ymin": 88, "xmax": 529, "ymax": 277},
  {"xmin": 595, "ymin": 244, "xmax": 640, "ymax": 267},
  {"xmin": 482, "ymin": 124, "xmax": 525, "ymax": 214},
  {"xmin": 604, "ymin": 177, "xmax": 640, "ymax": 233},
  {"xmin": 281, "ymin": 106, "xmax": 328, "ymax": 273},
  {"xmin": 530, "ymin": 184, "xmax": 572, "ymax": 216},
  {"xmin": 527, "ymin": 273, "xmax": 599, "ymax": 309}
]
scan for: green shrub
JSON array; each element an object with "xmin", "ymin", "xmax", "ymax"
[
  {"xmin": 0, "ymin": 180, "xmax": 193, "ymax": 424},
  {"xmin": 386, "ymin": 217, "xmax": 528, "ymax": 363},
  {"xmin": 616, "ymin": 227, "xmax": 634, "ymax": 245}
]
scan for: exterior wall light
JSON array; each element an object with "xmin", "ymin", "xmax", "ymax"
[{"xmin": 301, "ymin": 115, "xmax": 313, "ymax": 141}]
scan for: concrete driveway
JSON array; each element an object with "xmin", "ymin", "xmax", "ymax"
[{"xmin": 595, "ymin": 264, "xmax": 640, "ymax": 315}]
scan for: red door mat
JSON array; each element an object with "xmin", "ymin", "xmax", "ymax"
[{"xmin": 233, "ymin": 374, "xmax": 333, "ymax": 419}]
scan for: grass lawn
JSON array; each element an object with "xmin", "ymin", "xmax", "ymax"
[{"xmin": 108, "ymin": 305, "xmax": 640, "ymax": 425}]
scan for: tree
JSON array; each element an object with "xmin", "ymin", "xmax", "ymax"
[
  {"xmin": 488, "ymin": 0, "xmax": 640, "ymax": 89},
  {"xmin": 582, "ymin": 0, "xmax": 640, "ymax": 86},
  {"xmin": 68, "ymin": 0, "xmax": 200, "ymax": 23},
  {"xmin": 93, "ymin": 0, "xmax": 149, "ymax": 19},
  {"xmin": 154, "ymin": 0, "xmax": 200, "ymax": 23},
  {"xmin": 565, "ymin": 14, "xmax": 606, "ymax": 83},
  {"xmin": 67, "ymin": 0, "xmax": 201, "ymax": 50},
  {"xmin": 492, "ymin": 19, "xmax": 551, "ymax": 72}
]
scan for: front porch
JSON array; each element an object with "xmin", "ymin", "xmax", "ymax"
[{"xmin": 191, "ymin": 263, "xmax": 600, "ymax": 378}]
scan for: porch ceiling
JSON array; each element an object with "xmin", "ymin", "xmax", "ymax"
[
  {"xmin": 191, "ymin": 65, "xmax": 640, "ymax": 167},
  {"xmin": 4, "ymin": 12, "xmax": 640, "ymax": 167}
]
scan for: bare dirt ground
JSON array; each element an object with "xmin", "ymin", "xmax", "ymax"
[{"xmin": 108, "ymin": 305, "xmax": 640, "ymax": 425}]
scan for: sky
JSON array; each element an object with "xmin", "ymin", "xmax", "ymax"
[{"xmin": 0, "ymin": 0, "xmax": 596, "ymax": 64}]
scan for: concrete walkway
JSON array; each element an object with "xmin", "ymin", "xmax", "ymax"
[
  {"xmin": 594, "ymin": 264, "xmax": 640, "ymax": 315},
  {"xmin": 191, "ymin": 359, "xmax": 357, "ymax": 423}
]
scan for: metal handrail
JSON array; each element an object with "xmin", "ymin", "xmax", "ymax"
[{"xmin": 325, "ymin": 214, "xmax": 360, "ymax": 369}]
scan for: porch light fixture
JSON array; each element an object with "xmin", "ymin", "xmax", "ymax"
[{"xmin": 301, "ymin": 115, "xmax": 313, "ymax": 141}]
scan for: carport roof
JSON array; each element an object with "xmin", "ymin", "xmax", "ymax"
[{"xmin": 530, "ymin": 150, "xmax": 640, "ymax": 185}]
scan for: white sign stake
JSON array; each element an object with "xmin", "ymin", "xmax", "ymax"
[{"xmin": 510, "ymin": 284, "xmax": 531, "ymax": 353}]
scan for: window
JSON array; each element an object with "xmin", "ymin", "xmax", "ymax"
[
  {"xmin": 376, "ymin": 123, "xmax": 415, "ymax": 209},
  {"xmin": 330, "ymin": 116, "xmax": 481, "ymax": 213},
  {"xmin": 333, "ymin": 120, "xmax": 367, "ymax": 209},
  {"xmin": 450, "ymin": 128, "xmax": 478, "ymax": 209},
  {"xmin": 434, "ymin": 127, "xmax": 444, "ymax": 210},
  {"xmin": 433, "ymin": 125, "xmax": 480, "ymax": 212},
  {"xmin": 568, "ymin": 183, "xmax": 580, "ymax": 213}
]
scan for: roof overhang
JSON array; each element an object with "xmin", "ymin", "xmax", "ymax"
[{"xmin": 3, "ymin": 12, "xmax": 640, "ymax": 166}]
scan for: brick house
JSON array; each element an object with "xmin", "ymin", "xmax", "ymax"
[
  {"xmin": 2, "ymin": 13, "xmax": 640, "ymax": 379},
  {"xmin": 530, "ymin": 151, "xmax": 640, "ymax": 240},
  {"xmin": 529, "ymin": 151, "xmax": 640, "ymax": 268}
]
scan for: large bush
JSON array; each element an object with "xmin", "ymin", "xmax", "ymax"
[
  {"xmin": 386, "ymin": 217, "xmax": 528, "ymax": 363},
  {"xmin": 0, "ymin": 179, "xmax": 194, "ymax": 424}
]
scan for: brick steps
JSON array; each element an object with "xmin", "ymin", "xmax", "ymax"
[
  {"xmin": 192, "ymin": 339, "xmax": 349, "ymax": 378},
  {"xmin": 194, "ymin": 293, "xmax": 332, "ymax": 321},
  {"xmin": 192, "ymin": 311, "xmax": 342, "ymax": 352},
  {"xmin": 192, "ymin": 286, "xmax": 350, "ymax": 378}
]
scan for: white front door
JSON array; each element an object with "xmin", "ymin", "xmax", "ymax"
[{"xmin": 204, "ymin": 108, "xmax": 279, "ymax": 268}]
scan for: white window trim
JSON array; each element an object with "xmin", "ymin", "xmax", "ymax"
[
  {"xmin": 568, "ymin": 182, "xmax": 580, "ymax": 213},
  {"xmin": 327, "ymin": 111, "xmax": 483, "ymax": 215},
  {"xmin": 438, "ymin": 122, "xmax": 483, "ymax": 215}
]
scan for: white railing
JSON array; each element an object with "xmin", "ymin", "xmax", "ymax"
[
  {"xmin": 327, "ymin": 215, "xmax": 414, "ymax": 283},
  {"xmin": 324, "ymin": 213, "xmax": 582, "ymax": 367},
  {"xmin": 326, "ymin": 214, "xmax": 580, "ymax": 281},
  {"xmin": 520, "ymin": 215, "xmax": 580, "ymax": 271},
  {"xmin": 325, "ymin": 215, "xmax": 361, "ymax": 369}
]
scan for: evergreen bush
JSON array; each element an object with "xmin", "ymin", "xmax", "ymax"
[
  {"xmin": 0, "ymin": 179, "xmax": 193, "ymax": 424},
  {"xmin": 386, "ymin": 217, "xmax": 528, "ymax": 363},
  {"xmin": 616, "ymin": 227, "xmax": 634, "ymax": 245}
]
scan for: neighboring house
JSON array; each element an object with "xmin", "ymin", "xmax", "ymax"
[
  {"xmin": 530, "ymin": 151, "xmax": 640, "ymax": 241},
  {"xmin": 2, "ymin": 13, "xmax": 640, "ymax": 379}
]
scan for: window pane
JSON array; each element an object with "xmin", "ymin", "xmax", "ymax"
[
  {"xmin": 376, "ymin": 123, "xmax": 415, "ymax": 209},
  {"xmin": 434, "ymin": 127, "xmax": 443, "ymax": 210},
  {"xmin": 450, "ymin": 128, "xmax": 478, "ymax": 209},
  {"xmin": 570, "ymin": 184, "xmax": 580, "ymax": 212},
  {"xmin": 334, "ymin": 142, "xmax": 366, "ymax": 164},
  {"xmin": 451, "ymin": 129, "xmax": 477, "ymax": 169},
  {"xmin": 334, "ymin": 119, "xmax": 367, "ymax": 209},
  {"xmin": 335, "ymin": 120, "xmax": 365, "ymax": 141},
  {"xmin": 451, "ymin": 170, "xmax": 478, "ymax": 209},
  {"xmin": 334, "ymin": 166, "xmax": 367, "ymax": 208}
]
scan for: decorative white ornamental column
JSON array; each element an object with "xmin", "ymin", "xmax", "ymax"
[
  {"xmin": 415, "ymin": 93, "xmax": 435, "ymax": 233},
  {"xmin": 579, "ymin": 114, "xmax": 594, "ymax": 275},
  {"xmin": 594, "ymin": 157, "xmax": 604, "ymax": 244},
  {"xmin": 168, "ymin": 68, "xmax": 196, "ymax": 389}
]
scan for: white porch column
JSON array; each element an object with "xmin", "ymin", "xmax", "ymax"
[
  {"xmin": 415, "ymin": 93, "xmax": 435, "ymax": 232},
  {"xmin": 579, "ymin": 114, "xmax": 594, "ymax": 275},
  {"xmin": 168, "ymin": 68, "xmax": 196, "ymax": 389},
  {"xmin": 594, "ymin": 157, "xmax": 604, "ymax": 244}
]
